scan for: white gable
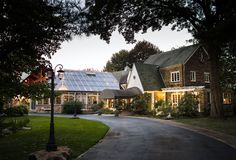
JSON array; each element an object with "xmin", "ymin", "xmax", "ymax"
[{"xmin": 127, "ymin": 64, "xmax": 144, "ymax": 93}]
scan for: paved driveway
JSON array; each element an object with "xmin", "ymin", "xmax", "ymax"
[{"xmin": 77, "ymin": 114, "xmax": 236, "ymax": 160}]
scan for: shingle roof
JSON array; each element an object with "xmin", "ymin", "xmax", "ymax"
[
  {"xmin": 144, "ymin": 45, "xmax": 200, "ymax": 68},
  {"xmin": 112, "ymin": 70, "xmax": 129, "ymax": 85},
  {"xmin": 135, "ymin": 63, "xmax": 165, "ymax": 91}
]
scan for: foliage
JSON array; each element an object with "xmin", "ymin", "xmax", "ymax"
[
  {"xmin": 104, "ymin": 41, "xmax": 161, "ymax": 71},
  {"xmin": 154, "ymin": 100, "xmax": 173, "ymax": 117},
  {"xmin": 91, "ymin": 101, "xmax": 105, "ymax": 112},
  {"xmin": 4, "ymin": 105, "xmax": 29, "ymax": 117},
  {"xmin": 131, "ymin": 93, "xmax": 151, "ymax": 114},
  {"xmin": 104, "ymin": 50, "xmax": 129, "ymax": 71},
  {"xmin": 62, "ymin": 101, "xmax": 83, "ymax": 114},
  {"xmin": 0, "ymin": 116, "xmax": 109, "ymax": 160},
  {"xmin": 80, "ymin": 0, "xmax": 236, "ymax": 117},
  {"xmin": 97, "ymin": 108, "xmax": 115, "ymax": 115},
  {"xmin": 177, "ymin": 93, "xmax": 199, "ymax": 117},
  {"xmin": 0, "ymin": 0, "xmax": 80, "ymax": 104},
  {"xmin": 1, "ymin": 116, "xmax": 30, "ymax": 136},
  {"xmin": 7, "ymin": 117, "xmax": 30, "ymax": 133}
]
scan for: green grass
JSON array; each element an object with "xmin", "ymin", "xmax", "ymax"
[
  {"xmin": 175, "ymin": 117, "xmax": 236, "ymax": 137},
  {"xmin": 0, "ymin": 116, "xmax": 109, "ymax": 160}
]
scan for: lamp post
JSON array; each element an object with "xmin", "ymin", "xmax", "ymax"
[{"xmin": 46, "ymin": 63, "xmax": 64, "ymax": 151}]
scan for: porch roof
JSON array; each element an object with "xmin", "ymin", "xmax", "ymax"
[
  {"xmin": 100, "ymin": 87, "xmax": 142, "ymax": 99},
  {"xmin": 162, "ymin": 86, "xmax": 205, "ymax": 92}
]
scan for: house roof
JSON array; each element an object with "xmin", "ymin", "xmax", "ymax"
[
  {"xmin": 54, "ymin": 70, "xmax": 119, "ymax": 92},
  {"xmin": 100, "ymin": 87, "xmax": 142, "ymax": 99},
  {"xmin": 144, "ymin": 45, "xmax": 200, "ymax": 68},
  {"xmin": 135, "ymin": 63, "xmax": 165, "ymax": 91},
  {"xmin": 112, "ymin": 70, "xmax": 130, "ymax": 85}
]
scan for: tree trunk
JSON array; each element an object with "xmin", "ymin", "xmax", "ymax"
[{"xmin": 206, "ymin": 44, "xmax": 224, "ymax": 117}]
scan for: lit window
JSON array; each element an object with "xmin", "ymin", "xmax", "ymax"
[
  {"xmin": 190, "ymin": 71, "xmax": 196, "ymax": 82},
  {"xmin": 204, "ymin": 72, "xmax": 210, "ymax": 83},
  {"xmin": 55, "ymin": 96, "xmax": 61, "ymax": 104},
  {"xmin": 171, "ymin": 93, "xmax": 181, "ymax": 106},
  {"xmin": 171, "ymin": 71, "xmax": 180, "ymax": 82},
  {"xmin": 223, "ymin": 93, "xmax": 232, "ymax": 104}
]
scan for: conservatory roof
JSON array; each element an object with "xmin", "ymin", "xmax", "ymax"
[{"xmin": 54, "ymin": 70, "xmax": 119, "ymax": 92}]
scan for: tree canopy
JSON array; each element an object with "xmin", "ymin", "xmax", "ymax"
[
  {"xmin": 80, "ymin": 0, "xmax": 236, "ymax": 117},
  {"xmin": 104, "ymin": 40, "xmax": 161, "ymax": 71},
  {"xmin": 0, "ymin": 0, "xmax": 79, "ymax": 103}
]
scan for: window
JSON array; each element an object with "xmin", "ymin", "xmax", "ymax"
[
  {"xmin": 190, "ymin": 71, "xmax": 196, "ymax": 82},
  {"xmin": 171, "ymin": 71, "xmax": 180, "ymax": 82},
  {"xmin": 171, "ymin": 93, "xmax": 181, "ymax": 106},
  {"xmin": 223, "ymin": 93, "xmax": 232, "ymax": 104},
  {"xmin": 55, "ymin": 96, "xmax": 61, "ymax": 105},
  {"xmin": 204, "ymin": 72, "xmax": 210, "ymax": 83}
]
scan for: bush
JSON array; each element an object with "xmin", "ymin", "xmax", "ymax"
[
  {"xmin": 154, "ymin": 100, "xmax": 173, "ymax": 117},
  {"xmin": 62, "ymin": 101, "xmax": 83, "ymax": 114},
  {"xmin": 8, "ymin": 117, "xmax": 30, "ymax": 133},
  {"xmin": 4, "ymin": 105, "xmax": 29, "ymax": 117},
  {"xmin": 1, "ymin": 116, "xmax": 30, "ymax": 136},
  {"xmin": 177, "ymin": 93, "xmax": 199, "ymax": 117},
  {"xmin": 91, "ymin": 101, "xmax": 104, "ymax": 112},
  {"xmin": 97, "ymin": 108, "xmax": 114, "ymax": 115},
  {"xmin": 131, "ymin": 93, "xmax": 151, "ymax": 114}
]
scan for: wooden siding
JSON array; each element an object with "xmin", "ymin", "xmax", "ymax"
[{"xmin": 184, "ymin": 47, "xmax": 211, "ymax": 88}]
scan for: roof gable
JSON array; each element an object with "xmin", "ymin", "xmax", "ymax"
[{"xmin": 144, "ymin": 45, "xmax": 200, "ymax": 68}]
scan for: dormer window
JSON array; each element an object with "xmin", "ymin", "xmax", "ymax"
[{"xmin": 171, "ymin": 71, "xmax": 180, "ymax": 82}]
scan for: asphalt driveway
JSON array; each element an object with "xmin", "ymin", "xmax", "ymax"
[{"xmin": 77, "ymin": 114, "xmax": 236, "ymax": 160}]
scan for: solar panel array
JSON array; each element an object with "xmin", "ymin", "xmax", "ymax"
[{"xmin": 54, "ymin": 70, "xmax": 119, "ymax": 92}]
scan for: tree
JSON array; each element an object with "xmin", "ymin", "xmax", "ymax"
[
  {"xmin": 104, "ymin": 40, "xmax": 161, "ymax": 71},
  {"xmin": 0, "ymin": 0, "xmax": 79, "ymax": 104},
  {"xmin": 81, "ymin": 0, "xmax": 236, "ymax": 117},
  {"xmin": 104, "ymin": 50, "xmax": 129, "ymax": 71},
  {"xmin": 128, "ymin": 40, "xmax": 161, "ymax": 66}
]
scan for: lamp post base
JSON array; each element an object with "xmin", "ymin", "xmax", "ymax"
[{"xmin": 46, "ymin": 143, "xmax": 57, "ymax": 152}]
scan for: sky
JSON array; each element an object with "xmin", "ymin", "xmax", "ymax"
[{"xmin": 51, "ymin": 26, "xmax": 193, "ymax": 71}]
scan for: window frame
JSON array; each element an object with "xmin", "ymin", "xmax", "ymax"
[
  {"xmin": 204, "ymin": 72, "xmax": 210, "ymax": 83},
  {"xmin": 171, "ymin": 71, "xmax": 180, "ymax": 82},
  {"xmin": 190, "ymin": 71, "xmax": 196, "ymax": 82}
]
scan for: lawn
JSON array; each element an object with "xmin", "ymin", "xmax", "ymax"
[
  {"xmin": 0, "ymin": 116, "xmax": 109, "ymax": 160},
  {"xmin": 175, "ymin": 117, "xmax": 236, "ymax": 137}
]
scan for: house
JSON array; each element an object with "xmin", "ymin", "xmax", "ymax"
[
  {"xmin": 31, "ymin": 69, "xmax": 120, "ymax": 112},
  {"xmin": 127, "ymin": 44, "xmax": 212, "ymax": 111}
]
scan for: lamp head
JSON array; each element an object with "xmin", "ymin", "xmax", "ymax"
[{"xmin": 57, "ymin": 68, "xmax": 64, "ymax": 80}]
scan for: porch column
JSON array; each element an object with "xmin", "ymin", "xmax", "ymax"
[
  {"xmin": 96, "ymin": 93, "xmax": 99, "ymax": 103},
  {"xmin": 85, "ymin": 93, "xmax": 88, "ymax": 110},
  {"xmin": 151, "ymin": 92, "xmax": 155, "ymax": 110}
]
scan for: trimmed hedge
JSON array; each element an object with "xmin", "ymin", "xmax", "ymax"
[{"xmin": 62, "ymin": 101, "xmax": 83, "ymax": 114}]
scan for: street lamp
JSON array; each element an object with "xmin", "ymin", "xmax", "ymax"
[{"xmin": 46, "ymin": 63, "xmax": 64, "ymax": 151}]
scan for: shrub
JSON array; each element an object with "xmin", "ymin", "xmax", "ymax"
[
  {"xmin": 177, "ymin": 93, "xmax": 199, "ymax": 117},
  {"xmin": 97, "ymin": 108, "xmax": 114, "ymax": 115},
  {"xmin": 154, "ymin": 100, "xmax": 173, "ymax": 117},
  {"xmin": 131, "ymin": 93, "xmax": 151, "ymax": 114},
  {"xmin": 91, "ymin": 101, "xmax": 104, "ymax": 112},
  {"xmin": 8, "ymin": 117, "xmax": 30, "ymax": 133},
  {"xmin": 62, "ymin": 101, "xmax": 83, "ymax": 114},
  {"xmin": 4, "ymin": 105, "xmax": 29, "ymax": 117}
]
